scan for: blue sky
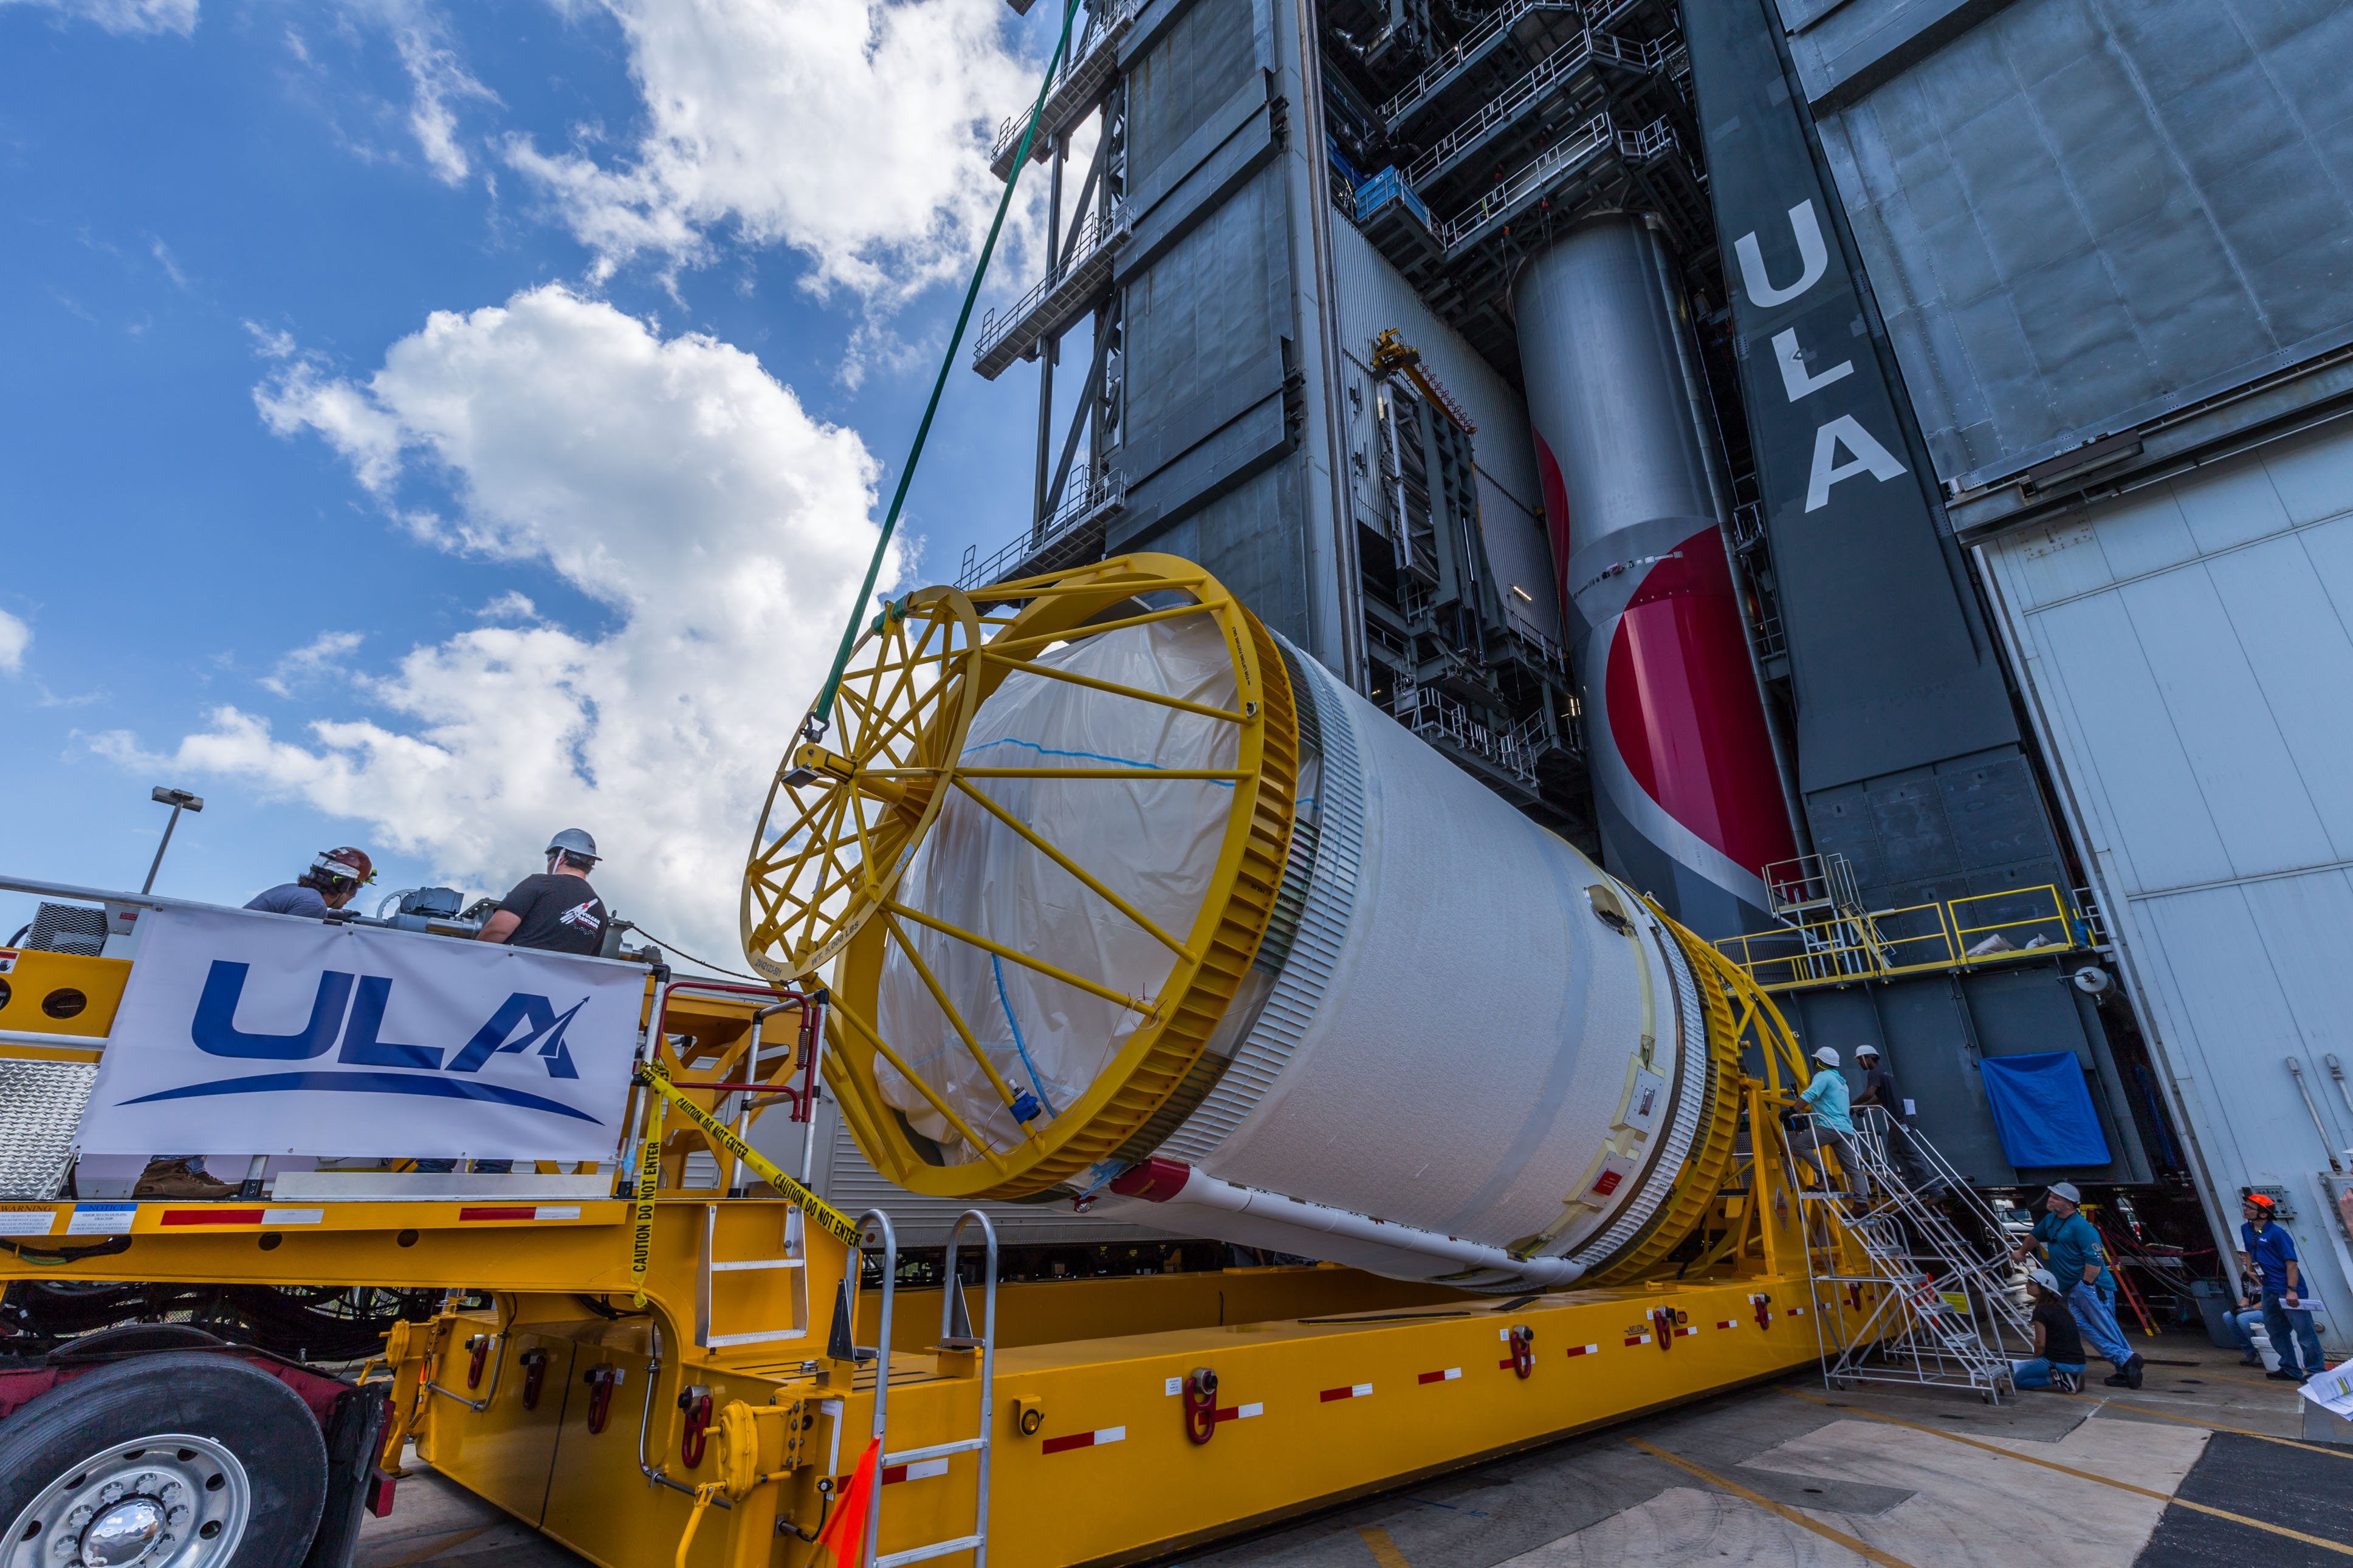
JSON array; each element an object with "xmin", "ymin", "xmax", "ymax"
[{"xmin": 0, "ymin": 0, "xmax": 1079, "ymax": 965}]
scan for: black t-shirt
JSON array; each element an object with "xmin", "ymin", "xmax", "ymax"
[
  {"xmin": 2033, "ymin": 1295, "xmax": 2085, "ymax": 1365},
  {"xmin": 495, "ymin": 874, "xmax": 610, "ymax": 955},
  {"xmin": 1860, "ymin": 1063, "xmax": 1906, "ymax": 1122}
]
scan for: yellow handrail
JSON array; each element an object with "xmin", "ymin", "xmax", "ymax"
[{"xmin": 1714, "ymin": 883, "xmax": 2081, "ymax": 993}]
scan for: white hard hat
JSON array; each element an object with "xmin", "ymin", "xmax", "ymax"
[
  {"xmin": 546, "ymin": 827, "xmax": 600, "ymax": 863},
  {"xmin": 1812, "ymin": 1046, "xmax": 1840, "ymax": 1067},
  {"xmin": 2027, "ymin": 1266, "xmax": 2061, "ymax": 1293},
  {"xmin": 1855, "ymin": 1043, "xmax": 1881, "ymax": 1058},
  {"xmin": 2047, "ymin": 1181, "xmax": 2081, "ymax": 1203}
]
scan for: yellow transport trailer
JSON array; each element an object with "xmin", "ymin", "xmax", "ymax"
[
  {"xmin": 0, "ymin": 890, "xmax": 1879, "ymax": 1568},
  {"xmin": 0, "ymin": 555, "xmax": 1917, "ymax": 1567}
]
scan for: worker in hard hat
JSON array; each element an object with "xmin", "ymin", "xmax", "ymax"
[
  {"xmin": 1850, "ymin": 1044, "xmax": 1937, "ymax": 1191},
  {"xmin": 2010, "ymin": 1267, "xmax": 2087, "ymax": 1392},
  {"xmin": 475, "ymin": 829, "xmax": 610, "ymax": 956},
  {"xmin": 244, "ymin": 846, "xmax": 375, "ymax": 918},
  {"xmin": 2236, "ymin": 1191, "xmax": 2326, "ymax": 1383},
  {"xmin": 1791, "ymin": 1046, "xmax": 1868, "ymax": 1202},
  {"xmin": 2010, "ymin": 1181, "xmax": 2141, "ymax": 1388}
]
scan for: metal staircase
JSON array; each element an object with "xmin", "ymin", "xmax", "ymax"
[
  {"xmin": 1785, "ymin": 1109, "xmax": 2032, "ymax": 1403},
  {"xmin": 854, "ymin": 1210, "xmax": 999, "ymax": 1568}
]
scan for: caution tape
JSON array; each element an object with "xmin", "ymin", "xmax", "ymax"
[
  {"xmin": 640, "ymin": 1060, "xmax": 862, "ymax": 1249},
  {"xmin": 629, "ymin": 1088, "xmax": 666, "ymax": 1307}
]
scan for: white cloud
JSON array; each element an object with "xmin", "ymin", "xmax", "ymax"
[
  {"xmin": 0, "ymin": 609, "xmax": 29, "ymax": 674},
  {"xmin": 258, "ymin": 629, "xmax": 365, "ymax": 697},
  {"xmin": 106, "ymin": 284, "xmax": 895, "ymax": 966},
  {"xmin": 0, "ymin": 0, "xmax": 197, "ymax": 35},
  {"xmin": 509, "ymin": 0, "xmax": 1040, "ymax": 300},
  {"xmin": 376, "ymin": 4, "xmax": 498, "ymax": 183}
]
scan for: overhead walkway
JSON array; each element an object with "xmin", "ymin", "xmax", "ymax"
[
  {"xmin": 1713, "ymin": 854, "xmax": 2098, "ymax": 994},
  {"xmin": 988, "ymin": 0, "xmax": 1138, "ymax": 180},
  {"xmin": 972, "ymin": 204, "xmax": 1128, "ymax": 380}
]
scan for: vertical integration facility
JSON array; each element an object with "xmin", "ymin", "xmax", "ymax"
[{"xmin": 852, "ymin": 0, "xmax": 2353, "ymax": 1338}]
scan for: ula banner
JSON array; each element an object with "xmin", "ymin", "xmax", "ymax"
[{"xmin": 81, "ymin": 906, "xmax": 645, "ymax": 1162}]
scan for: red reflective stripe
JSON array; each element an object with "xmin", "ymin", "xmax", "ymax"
[
  {"xmin": 1040, "ymin": 1432, "xmax": 1096, "ymax": 1455},
  {"xmin": 1319, "ymin": 1388, "xmax": 1352, "ymax": 1402},
  {"xmin": 881, "ymin": 1465, "xmax": 907, "ymax": 1485},
  {"xmin": 1497, "ymin": 1358, "xmax": 1518, "ymax": 1370},
  {"xmin": 458, "ymin": 1207, "xmax": 538, "ymax": 1221},
  {"xmin": 1564, "ymin": 1344, "xmax": 1599, "ymax": 1357},
  {"xmin": 1624, "ymin": 1335, "xmax": 1651, "ymax": 1346},
  {"xmin": 162, "ymin": 1209, "xmax": 263, "ymax": 1226},
  {"xmin": 1717, "ymin": 1320, "xmax": 1739, "ymax": 1329},
  {"xmin": 1417, "ymin": 1371, "xmax": 1449, "ymax": 1384}
]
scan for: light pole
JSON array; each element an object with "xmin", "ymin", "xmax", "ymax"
[{"xmin": 143, "ymin": 786, "xmax": 204, "ymax": 894}]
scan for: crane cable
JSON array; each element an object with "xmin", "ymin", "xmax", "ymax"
[{"xmin": 807, "ymin": 0, "xmax": 1090, "ymax": 742}]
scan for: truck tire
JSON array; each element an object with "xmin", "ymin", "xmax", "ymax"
[{"xmin": 0, "ymin": 1350, "xmax": 328, "ymax": 1567}]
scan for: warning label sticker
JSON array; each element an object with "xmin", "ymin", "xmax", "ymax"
[{"xmin": 0, "ymin": 1208, "xmax": 59, "ymax": 1237}]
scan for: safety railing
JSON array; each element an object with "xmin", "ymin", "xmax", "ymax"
[
  {"xmin": 986, "ymin": 0, "xmax": 1138, "ymax": 179},
  {"xmin": 1397, "ymin": 683, "xmax": 1537, "ymax": 786},
  {"xmin": 972, "ymin": 204, "xmax": 1129, "ymax": 379},
  {"xmin": 1379, "ymin": 0, "xmax": 1588, "ymax": 128},
  {"xmin": 1401, "ymin": 27, "xmax": 1645, "ymax": 189},
  {"xmin": 956, "ymin": 464, "xmax": 1126, "ymax": 591},
  {"xmin": 1716, "ymin": 884, "xmax": 2086, "ymax": 993}
]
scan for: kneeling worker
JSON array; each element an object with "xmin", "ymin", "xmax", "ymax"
[
  {"xmin": 246, "ymin": 846, "xmax": 375, "ymax": 917},
  {"xmin": 476, "ymin": 829, "xmax": 610, "ymax": 954},
  {"xmin": 2012, "ymin": 1267, "xmax": 2089, "ymax": 1392}
]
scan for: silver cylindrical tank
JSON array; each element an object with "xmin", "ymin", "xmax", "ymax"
[
  {"xmin": 1515, "ymin": 216, "xmax": 1796, "ymax": 937},
  {"xmin": 873, "ymin": 621, "xmax": 1719, "ymax": 1292}
]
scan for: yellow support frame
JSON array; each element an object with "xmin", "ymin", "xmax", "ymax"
[{"xmin": 758, "ymin": 553, "xmax": 1300, "ymax": 1201}]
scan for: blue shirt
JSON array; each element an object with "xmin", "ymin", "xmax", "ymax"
[
  {"xmin": 1801, "ymin": 1067, "xmax": 1853, "ymax": 1133},
  {"xmin": 245, "ymin": 883, "xmax": 330, "ymax": 918},
  {"xmin": 2033, "ymin": 1211, "xmax": 2113, "ymax": 1292},
  {"xmin": 2242, "ymin": 1221, "xmax": 2300, "ymax": 1296}
]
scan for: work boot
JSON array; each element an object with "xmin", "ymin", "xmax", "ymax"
[
  {"xmin": 2239, "ymin": 1355, "xmax": 2262, "ymax": 1367},
  {"xmin": 131, "ymin": 1157, "xmax": 237, "ymax": 1199},
  {"xmin": 2267, "ymin": 1368, "xmax": 2304, "ymax": 1382},
  {"xmin": 2125, "ymin": 1354, "xmax": 2144, "ymax": 1389}
]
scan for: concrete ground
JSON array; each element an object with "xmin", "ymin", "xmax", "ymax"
[{"xmin": 355, "ymin": 1339, "xmax": 2349, "ymax": 1568}]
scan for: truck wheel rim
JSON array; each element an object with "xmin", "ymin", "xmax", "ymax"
[{"xmin": 5, "ymin": 1434, "xmax": 248, "ymax": 1568}]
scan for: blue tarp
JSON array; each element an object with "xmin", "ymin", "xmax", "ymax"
[{"xmin": 1979, "ymin": 1052, "xmax": 2112, "ymax": 1169}]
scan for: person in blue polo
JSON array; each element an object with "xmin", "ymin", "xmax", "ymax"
[
  {"xmin": 2010, "ymin": 1181, "xmax": 2140, "ymax": 1388},
  {"xmin": 2237, "ymin": 1192, "xmax": 2327, "ymax": 1382}
]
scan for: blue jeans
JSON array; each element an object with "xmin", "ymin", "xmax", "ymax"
[
  {"xmin": 2013, "ymin": 1357, "xmax": 2086, "ymax": 1390},
  {"xmin": 2228, "ymin": 1305, "xmax": 2267, "ymax": 1357},
  {"xmin": 2261, "ymin": 1293, "xmax": 2326, "ymax": 1377},
  {"xmin": 2067, "ymin": 1279, "xmax": 2134, "ymax": 1366}
]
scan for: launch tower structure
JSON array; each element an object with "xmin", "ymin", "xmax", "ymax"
[{"xmin": 932, "ymin": 0, "xmax": 2353, "ymax": 1323}]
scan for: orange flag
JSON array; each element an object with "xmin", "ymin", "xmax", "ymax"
[{"xmin": 814, "ymin": 1437, "xmax": 881, "ymax": 1566}]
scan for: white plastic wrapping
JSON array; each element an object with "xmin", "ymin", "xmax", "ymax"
[{"xmin": 874, "ymin": 617, "xmax": 1239, "ymax": 1159}]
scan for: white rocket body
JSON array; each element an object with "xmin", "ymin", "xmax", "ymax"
[{"xmin": 876, "ymin": 623, "xmax": 1711, "ymax": 1291}]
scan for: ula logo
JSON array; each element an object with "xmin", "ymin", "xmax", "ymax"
[{"xmin": 120, "ymin": 960, "xmax": 603, "ymax": 1122}]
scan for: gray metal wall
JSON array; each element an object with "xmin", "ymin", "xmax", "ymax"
[
  {"xmin": 1977, "ymin": 414, "xmax": 2353, "ymax": 1351},
  {"xmin": 1787, "ymin": 0, "xmax": 2353, "ymax": 491},
  {"xmin": 1104, "ymin": 0, "xmax": 1338, "ymax": 664},
  {"xmin": 1780, "ymin": 965, "xmax": 2154, "ymax": 1189}
]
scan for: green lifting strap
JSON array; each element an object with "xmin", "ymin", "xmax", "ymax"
[{"xmin": 809, "ymin": 0, "xmax": 1091, "ymax": 738}]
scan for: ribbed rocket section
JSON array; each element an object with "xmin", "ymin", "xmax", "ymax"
[{"xmin": 1514, "ymin": 216, "xmax": 1795, "ymax": 937}]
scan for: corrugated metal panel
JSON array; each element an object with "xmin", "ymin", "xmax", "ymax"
[
  {"xmin": 1810, "ymin": 0, "xmax": 2353, "ymax": 488},
  {"xmin": 1979, "ymin": 414, "xmax": 2353, "ymax": 1351},
  {"xmin": 781, "ymin": 1110, "xmax": 1166, "ymax": 1251}
]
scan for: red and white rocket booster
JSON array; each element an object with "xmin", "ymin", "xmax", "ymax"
[{"xmin": 1514, "ymin": 215, "xmax": 1797, "ymax": 936}]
